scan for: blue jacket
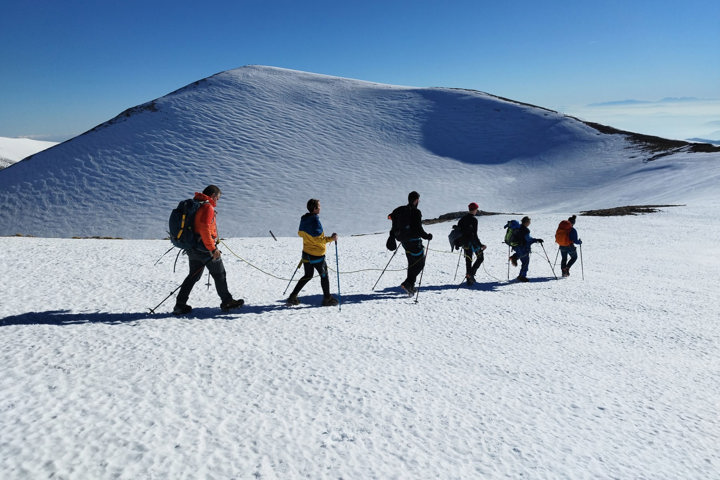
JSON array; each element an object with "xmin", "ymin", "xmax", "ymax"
[{"xmin": 298, "ymin": 213, "xmax": 333, "ymax": 256}]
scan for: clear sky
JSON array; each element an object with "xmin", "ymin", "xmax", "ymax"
[{"xmin": 2, "ymin": 0, "xmax": 718, "ymax": 141}]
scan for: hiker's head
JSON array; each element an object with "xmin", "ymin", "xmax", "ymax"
[
  {"xmin": 521, "ymin": 216, "xmax": 531, "ymax": 226},
  {"xmin": 408, "ymin": 191, "xmax": 420, "ymax": 206},
  {"xmin": 468, "ymin": 202, "xmax": 479, "ymax": 212},
  {"xmin": 568, "ymin": 215, "xmax": 577, "ymax": 225},
  {"xmin": 203, "ymin": 185, "xmax": 222, "ymax": 201},
  {"xmin": 307, "ymin": 198, "xmax": 320, "ymax": 213}
]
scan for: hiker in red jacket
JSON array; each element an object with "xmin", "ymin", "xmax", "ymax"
[
  {"xmin": 555, "ymin": 215, "xmax": 582, "ymax": 277},
  {"xmin": 174, "ymin": 185, "xmax": 244, "ymax": 315}
]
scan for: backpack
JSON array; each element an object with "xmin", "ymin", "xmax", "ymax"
[
  {"xmin": 168, "ymin": 199, "xmax": 204, "ymax": 250},
  {"xmin": 503, "ymin": 220, "xmax": 521, "ymax": 247},
  {"xmin": 388, "ymin": 205, "xmax": 411, "ymax": 242},
  {"xmin": 555, "ymin": 220, "xmax": 573, "ymax": 246},
  {"xmin": 448, "ymin": 224, "xmax": 463, "ymax": 251}
]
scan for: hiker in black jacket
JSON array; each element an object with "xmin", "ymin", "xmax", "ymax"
[
  {"xmin": 458, "ymin": 202, "xmax": 486, "ymax": 286},
  {"xmin": 391, "ymin": 191, "xmax": 433, "ymax": 295}
]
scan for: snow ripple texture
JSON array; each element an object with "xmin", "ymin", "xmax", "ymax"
[
  {"xmin": 1, "ymin": 208, "xmax": 719, "ymax": 478},
  {"xmin": 2, "ymin": 65, "xmax": 719, "ymax": 238}
]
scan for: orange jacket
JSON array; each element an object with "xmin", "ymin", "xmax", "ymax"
[{"xmin": 193, "ymin": 192, "xmax": 219, "ymax": 251}]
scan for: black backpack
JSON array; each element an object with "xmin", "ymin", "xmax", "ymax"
[
  {"xmin": 448, "ymin": 224, "xmax": 463, "ymax": 251},
  {"xmin": 388, "ymin": 205, "xmax": 411, "ymax": 242},
  {"xmin": 168, "ymin": 199, "xmax": 204, "ymax": 250}
]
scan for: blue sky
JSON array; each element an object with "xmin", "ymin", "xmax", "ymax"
[{"xmin": 2, "ymin": 0, "xmax": 718, "ymax": 141}]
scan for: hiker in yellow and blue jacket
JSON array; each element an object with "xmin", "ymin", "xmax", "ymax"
[{"xmin": 287, "ymin": 199, "xmax": 339, "ymax": 307}]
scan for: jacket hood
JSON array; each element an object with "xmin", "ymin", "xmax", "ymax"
[{"xmin": 193, "ymin": 192, "xmax": 216, "ymax": 207}]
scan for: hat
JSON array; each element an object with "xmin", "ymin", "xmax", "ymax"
[
  {"xmin": 408, "ymin": 191, "xmax": 420, "ymax": 203},
  {"xmin": 568, "ymin": 214, "xmax": 577, "ymax": 225},
  {"xmin": 468, "ymin": 202, "xmax": 479, "ymax": 211}
]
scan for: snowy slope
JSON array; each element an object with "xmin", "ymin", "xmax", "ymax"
[
  {"xmin": 0, "ymin": 136, "xmax": 57, "ymax": 169},
  {"xmin": 1, "ymin": 65, "xmax": 718, "ymax": 239},
  {"xmin": 1, "ymin": 206, "xmax": 719, "ymax": 478}
]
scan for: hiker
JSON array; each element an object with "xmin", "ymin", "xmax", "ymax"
[
  {"xmin": 390, "ymin": 191, "xmax": 433, "ymax": 295},
  {"xmin": 556, "ymin": 214, "xmax": 582, "ymax": 277},
  {"xmin": 287, "ymin": 199, "xmax": 339, "ymax": 306},
  {"xmin": 509, "ymin": 216, "xmax": 543, "ymax": 282},
  {"xmin": 458, "ymin": 202, "xmax": 487, "ymax": 286},
  {"xmin": 174, "ymin": 185, "xmax": 244, "ymax": 315}
]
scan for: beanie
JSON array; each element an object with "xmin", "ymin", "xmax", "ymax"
[
  {"xmin": 568, "ymin": 215, "xmax": 577, "ymax": 225},
  {"xmin": 468, "ymin": 202, "xmax": 479, "ymax": 211}
]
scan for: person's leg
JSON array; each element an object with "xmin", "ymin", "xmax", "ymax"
[
  {"xmin": 519, "ymin": 250, "xmax": 530, "ymax": 278},
  {"xmin": 470, "ymin": 249, "xmax": 484, "ymax": 277},
  {"xmin": 464, "ymin": 246, "xmax": 473, "ymax": 276},
  {"xmin": 404, "ymin": 248, "xmax": 424, "ymax": 288},
  {"xmin": 290, "ymin": 261, "xmax": 314, "ymax": 298},
  {"xmin": 176, "ymin": 251, "xmax": 207, "ymax": 307},
  {"xmin": 206, "ymin": 257, "xmax": 232, "ymax": 303},
  {"xmin": 316, "ymin": 260, "xmax": 331, "ymax": 297},
  {"xmin": 560, "ymin": 247, "xmax": 569, "ymax": 270},
  {"xmin": 566, "ymin": 247, "xmax": 578, "ymax": 270}
]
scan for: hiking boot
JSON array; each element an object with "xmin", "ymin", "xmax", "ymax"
[
  {"xmin": 509, "ymin": 255, "xmax": 518, "ymax": 267},
  {"xmin": 516, "ymin": 275, "xmax": 529, "ymax": 282},
  {"xmin": 466, "ymin": 275, "xmax": 476, "ymax": 286},
  {"xmin": 220, "ymin": 298, "xmax": 244, "ymax": 312},
  {"xmin": 400, "ymin": 283, "xmax": 416, "ymax": 296},
  {"xmin": 173, "ymin": 304, "xmax": 192, "ymax": 316},
  {"xmin": 286, "ymin": 295, "xmax": 300, "ymax": 306},
  {"xmin": 562, "ymin": 268, "xmax": 570, "ymax": 277},
  {"xmin": 322, "ymin": 296, "xmax": 339, "ymax": 307}
]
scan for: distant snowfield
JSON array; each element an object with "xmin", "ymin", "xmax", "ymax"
[
  {"xmin": 1, "ymin": 206, "xmax": 719, "ymax": 478},
  {"xmin": 0, "ymin": 136, "xmax": 57, "ymax": 168}
]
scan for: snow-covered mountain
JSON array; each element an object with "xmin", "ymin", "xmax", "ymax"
[
  {"xmin": 0, "ymin": 137, "xmax": 57, "ymax": 169},
  {"xmin": 1, "ymin": 65, "xmax": 718, "ymax": 238}
]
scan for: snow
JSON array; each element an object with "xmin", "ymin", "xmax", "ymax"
[
  {"xmin": 2, "ymin": 65, "xmax": 718, "ymax": 238},
  {"xmin": 0, "ymin": 136, "xmax": 57, "ymax": 168},
  {"xmin": 2, "ymin": 205, "xmax": 719, "ymax": 478},
  {"xmin": 1, "ymin": 65, "xmax": 719, "ymax": 478}
]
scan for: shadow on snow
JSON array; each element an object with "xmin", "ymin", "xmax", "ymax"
[{"xmin": 0, "ymin": 278, "xmax": 560, "ymax": 326}]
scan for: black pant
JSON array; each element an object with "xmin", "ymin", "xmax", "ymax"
[
  {"xmin": 463, "ymin": 245, "xmax": 484, "ymax": 277},
  {"xmin": 402, "ymin": 239, "xmax": 425, "ymax": 288},
  {"xmin": 290, "ymin": 254, "xmax": 330, "ymax": 298},
  {"xmin": 560, "ymin": 246, "xmax": 578, "ymax": 270},
  {"xmin": 176, "ymin": 248, "xmax": 232, "ymax": 306}
]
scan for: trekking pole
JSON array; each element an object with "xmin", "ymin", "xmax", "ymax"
[
  {"xmin": 372, "ymin": 247, "xmax": 400, "ymax": 291},
  {"xmin": 414, "ymin": 238, "xmax": 431, "ymax": 304},
  {"xmin": 149, "ymin": 259, "xmax": 211, "ymax": 314},
  {"xmin": 539, "ymin": 242, "xmax": 558, "ymax": 280},
  {"xmin": 507, "ymin": 245, "xmax": 511, "ymax": 281},
  {"xmin": 580, "ymin": 244, "xmax": 585, "ymax": 280},
  {"xmin": 153, "ymin": 246, "xmax": 175, "ymax": 266},
  {"xmin": 553, "ymin": 248, "xmax": 560, "ymax": 268},
  {"xmin": 453, "ymin": 249, "xmax": 463, "ymax": 281},
  {"xmin": 335, "ymin": 240, "xmax": 342, "ymax": 311},
  {"xmin": 283, "ymin": 259, "xmax": 303, "ymax": 295}
]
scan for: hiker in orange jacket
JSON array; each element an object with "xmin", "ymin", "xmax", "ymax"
[
  {"xmin": 555, "ymin": 215, "xmax": 582, "ymax": 277},
  {"xmin": 174, "ymin": 185, "xmax": 244, "ymax": 315}
]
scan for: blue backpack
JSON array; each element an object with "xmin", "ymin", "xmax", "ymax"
[{"xmin": 168, "ymin": 199, "xmax": 204, "ymax": 250}]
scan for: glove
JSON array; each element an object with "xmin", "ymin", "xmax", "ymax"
[
  {"xmin": 536, "ymin": 238, "xmax": 544, "ymax": 244},
  {"xmin": 426, "ymin": 234, "xmax": 433, "ymax": 240},
  {"xmin": 577, "ymin": 239, "xmax": 582, "ymax": 245}
]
